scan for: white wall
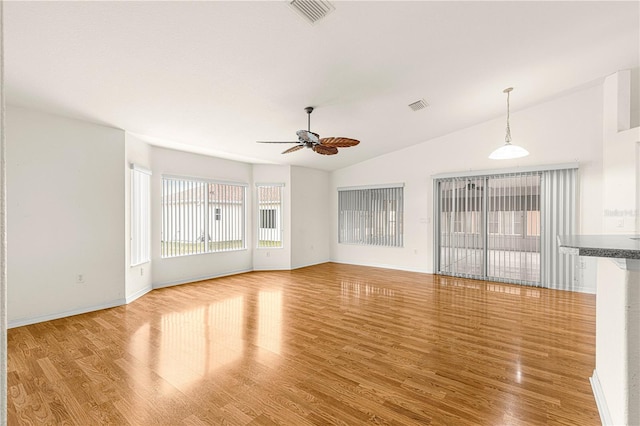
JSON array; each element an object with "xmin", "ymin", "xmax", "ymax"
[
  {"xmin": 125, "ymin": 133, "xmax": 153, "ymax": 302},
  {"xmin": 631, "ymin": 67, "xmax": 640, "ymax": 129},
  {"xmin": 291, "ymin": 166, "xmax": 331, "ymax": 268},
  {"xmin": 251, "ymin": 164, "xmax": 330, "ymax": 270},
  {"xmin": 151, "ymin": 146, "xmax": 253, "ymax": 287},
  {"xmin": 6, "ymin": 106, "xmax": 126, "ymax": 326},
  {"xmin": 602, "ymin": 69, "xmax": 639, "ymax": 234},
  {"xmin": 252, "ymin": 164, "xmax": 292, "ymax": 270},
  {"xmin": 331, "ymin": 84, "xmax": 604, "ymax": 291}
]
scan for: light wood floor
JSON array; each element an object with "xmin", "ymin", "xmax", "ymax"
[{"xmin": 7, "ymin": 263, "xmax": 599, "ymax": 425}]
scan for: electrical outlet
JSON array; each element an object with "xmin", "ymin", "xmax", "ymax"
[
  {"xmin": 76, "ymin": 274, "xmax": 85, "ymax": 284},
  {"xmin": 140, "ymin": 267, "xmax": 144, "ymax": 276},
  {"xmin": 266, "ymin": 252, "xmax": 271, "ymax": 257}
]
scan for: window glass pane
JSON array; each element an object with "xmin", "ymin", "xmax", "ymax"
[
  {"xmin": 162, "ymin": 177, "xmax": 246, "ymax": 257},
  {"xmin": 514, "ymin": 211, "xmax": 524, "ymax": 236},
  {"xmin": 131, "ymin": 167, "xmax": 151, "ymax": 265},
  {"xmin": 527, "ymin": 211, "xmax": 540, "ymax": 236},
  {"xmin": 338, "ymin": 186, "xmax": 403, "ymax": 247},
  {"xmin": 257, "ymin": 185, "xmax": 283, "ymax": 248}
]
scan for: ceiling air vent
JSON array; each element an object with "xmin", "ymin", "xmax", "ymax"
[
  {"xmin": 288, "ymin": 0, "xmax": 335, "ymax": 25},
  {"xmin": 408, "ymin": 99, "xmax": 429, "ymax": 112}
]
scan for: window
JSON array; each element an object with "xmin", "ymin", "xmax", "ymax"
[
  {"xmin": 131, "ymin": 164, "xmax": 151, "ymax": 266},
  {"xmin": 161, "ymin": 176, "xmax": 246, "ymax": 257},
  {"xmin": 452, "ymin": 211, "xmax": 482, "ymax": 234},
  {"xmin": 257, "ymin": 184, "xmax": 283, "ymax": 248},
  {"xmin": 488, "ymin": 211, "xmax": 529, "ymax": 236},
  {"xmin": 338, "ymin": 184, "xmax": 403, "ymax": 247},
  {"xmin": 488, "ymin": 211, "xmax": 499, "ymax": 234},
  {"xmin": 453, "ymin": 211, "xmax": 464, "ymax": 233},
  {"xmin": 526, "ymin": 211, "xmax": 540, "ymax": 236},
  {"xmin": 261, "ymin": 210, "xmax": 277, "ymax": 228}
]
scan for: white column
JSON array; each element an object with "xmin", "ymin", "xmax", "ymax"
[
  {"xmin": 602, "ymin": 70, "xmax": 639, "ymax": 234},
  {"xmin": 0, "ymin": 2, "xmax": 8, "ymax": 423},
  {"xmin": 593, "ymin": 69, "xmax": 640, "ymax": 425},
  {"xmin": 593, "ymin": 259, "xmax": 639, "ymax": 425},
  {"xmin": 627, "ymin": 265, "xmax": 640, "ymax": 424}
]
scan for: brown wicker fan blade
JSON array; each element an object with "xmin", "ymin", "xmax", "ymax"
[
  {"xmin": 313, "ymin": 145, "xmax": 338, "ymax": 155},
  {"xmin": 319, "ymin": 137, "xmax": 360, "ymax": 148},
  {"xmin": 282, "ymin": 145, "xmax": 304, "ymax": 154}
]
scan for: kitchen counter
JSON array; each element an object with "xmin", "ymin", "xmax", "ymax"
[
  {"xmin": 558, "ymin": 234, "xmax": 640, "ymax": 425},
  {"xmin": 558, "ymin": 234, "xmax": 640, "ymax": 259}
]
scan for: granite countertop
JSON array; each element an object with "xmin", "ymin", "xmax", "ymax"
[{"xmin": 558, "ymin": 234, "xmax": 640, "ymax": 259}]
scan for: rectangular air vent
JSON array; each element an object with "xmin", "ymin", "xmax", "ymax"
[
  {"xmin": 288, "ymin": 0, "xmax": 335, "ymax": 25},
  {"xmin": 408, "ymin": 99, "xmax": 429, "ymax": 112}
]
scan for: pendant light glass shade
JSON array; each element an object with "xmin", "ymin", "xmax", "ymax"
[
  {"xmin": 489, "ymin": 142, "xmax": 529, "ymax": 159},
  {"xmin": 489, "ymin": 87, "xmax": 529, "ymax": 160}
]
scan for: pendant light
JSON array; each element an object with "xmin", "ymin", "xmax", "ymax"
[{"xmin": 489, "ymin": 87, "xmax": 529, "ymax": 160}]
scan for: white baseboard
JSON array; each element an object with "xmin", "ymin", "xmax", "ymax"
[
  {"xmin": 590, "ymin": 369, "xmax": 613, "ymax": 425},
  {"xmin": 125, "ymin": 286, "xmax": 152, "ymax": 304},
  {"xmin": 253, "ymin": 266, "xmax": 292, "ymax": 271},
  {"xmin": 291, "ymin": 259, "xmax": 331, "ymax": 270},
  {"xmin": 153, "ymin": 268, "xmax": 253, "ymax": 289},
  {"xmin": 8, "ymin": 298, "xmax": 126, "ymax": 329},
  {"xmin": 329, "ymin": 259, "xmax": 431, "ymax": 274}
]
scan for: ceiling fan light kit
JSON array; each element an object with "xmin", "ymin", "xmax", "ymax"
[
  {"xmin": 257, "ymin": 107, "xmax": 359, "ymax": 156},
  {"xmin": 489, "ymin": 87, "xmax": 529, "ymax": 160}
]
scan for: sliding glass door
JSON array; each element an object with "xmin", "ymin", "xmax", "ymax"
[
  {"xmin": 437, "ymin": 177, "xmax": 485, "ymax": 278},
  {"xmin": 435, "ymin": 172, "xmax": 541, "ymax": 286},
  {"xmin": 486, "ymin": 174, "xmax": 540, "ymax": 284}
]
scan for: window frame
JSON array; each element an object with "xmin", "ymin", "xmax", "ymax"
[
  {"xmin": 337, "ymin": 184, "xmax": 404, "ymax": 247},
  {"xmin": 130, "ymin": 164, "xmax": 152, "ymax": 267},
  {"xmin": 256, "ymin": 183, "xmax": 284, "ymax": 249},
  {"xmin": 161, "ymin": 175, "xmax": 247, "ymax": 258}
]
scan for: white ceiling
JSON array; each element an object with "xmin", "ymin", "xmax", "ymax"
[{"xmin": 4, "ymin": 1, "xmax": 639, "ymax": 171}]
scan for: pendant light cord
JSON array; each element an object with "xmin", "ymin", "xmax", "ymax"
[{"xmin": 505, "ymin": 88, "xmax": 512, "ymax": 145}]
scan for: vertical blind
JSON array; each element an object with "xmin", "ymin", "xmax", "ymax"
[
  {"xmin": 161, "ymin": 176, "xmax": 246, "ymax": 257},
  {"xmin": 338, "ymin": 184, "xmax": 404, "ymax": 247},
  {"xmin": 540, "ymin": 168, "xmax": 577, "ymax": 290},
  {"xmin": 257, "ymin": 184, "xmax": 283, "ymax": 248},
  {"xmin": 131, "ymin": 164, "xmax": 151, "ymax": 266}
]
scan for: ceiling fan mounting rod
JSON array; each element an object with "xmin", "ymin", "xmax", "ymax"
[{"xmin": 305, "ymin": 106, "xmax": 314, "ymax": 132}]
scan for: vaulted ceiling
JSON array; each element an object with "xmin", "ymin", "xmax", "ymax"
[{"xmin": 4, "ymin": 1, "xmax": 639, "ymax": 171}]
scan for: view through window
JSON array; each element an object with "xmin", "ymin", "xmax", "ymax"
[
  {"xmin": 436, "ymin": 173, "xmax": 541, "ymax": 284},
  {"xmin": 257, "ymin": 184, "xmax": 283, "ymax": 248},
  {"xmin": 161, "ymin": 177, "xmax": 246, "ymax": 257}
]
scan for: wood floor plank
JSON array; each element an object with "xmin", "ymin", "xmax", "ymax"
[{"xmin": 8, "ymin": 263, "xmax": 598, "ymax": 425}]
